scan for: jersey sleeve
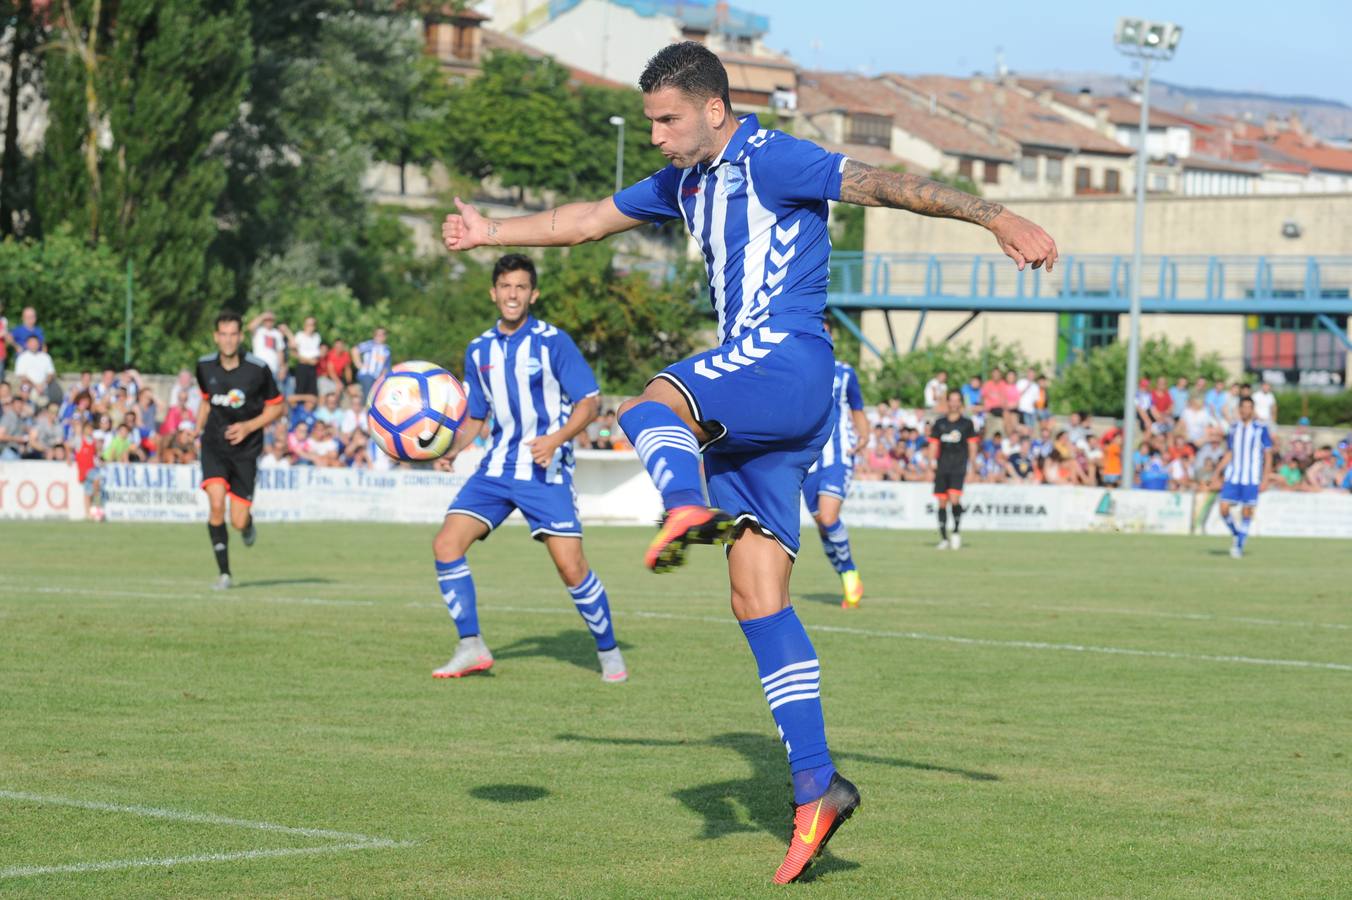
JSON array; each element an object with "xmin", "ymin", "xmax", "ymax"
[
  {"xmin": 463, "ymin": 344, "xmax": 489, "ymax": 421},
  {"xmin": 844, "ymin": 367, "xmax": 864, "ymax": 411},
  {"xmin": 1261, "ymin": 425, "xmax": 1273, "ymax": 449},
  {"xmin": 550, "ymin": 332, "xmax": 600, "ymax": 402},
  {"xmin": 963, "ymin": 419, "xmax": 978, "ymax": 442},
  {"xmin": 195, "ymin": 362, "xmax": 208, "ymax": 399},
  {"xmin": 612, "ymin": 165, "xmax": 684, "ymax": 224},
  {"xmin": 928, "ymin": 420, "xmax": 940, "ymax": 442},
  {"xmin": 756, "ymin": 134, "xmax": 848, "ymax": 205},
  {"xmin": 260, "ymin": 364, "xmax": 283, "ymax": 405}
]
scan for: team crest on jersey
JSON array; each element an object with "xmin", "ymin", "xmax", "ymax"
[
  {"xmin": 521, "ymin": 358, "xmax": 543, "ymax": 377},
  {"xmin": 722, "ymin": 167, "xmax": 745, "ymax": 195},
  {"xmin": 210, "ymin": 388, "xmax": 246, "ymax": 409}
]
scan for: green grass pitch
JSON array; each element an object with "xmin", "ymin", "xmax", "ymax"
[{"xmin": 2, "ymin": 521, "xmax": 1351, "ymax": 897}]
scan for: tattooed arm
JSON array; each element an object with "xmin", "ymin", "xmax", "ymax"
[{"xmin": 838, "ymin": 159, "xmax": 1058, "ymax": 271}]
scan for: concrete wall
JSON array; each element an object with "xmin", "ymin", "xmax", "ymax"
[
  {"xmin": 525, "ymin": 0, "xmax": 677, "ymax": 86},
  {"xmin": 859, "ymin": 192, "xmax": 1352, "ymax": 374}
]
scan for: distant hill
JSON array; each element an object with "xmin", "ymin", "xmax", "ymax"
[{"xmin": 1019, "ymin": 71, "xmax": 1352, "ymax": 142}]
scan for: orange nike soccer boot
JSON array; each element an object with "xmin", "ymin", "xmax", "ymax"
[
  {"xmin": 643, "ymin": 506, "xmax": 735, "ymax": 573},
  {"xmin": 773, "ymin": 772, "xmax": 861, "ymax": 884}
]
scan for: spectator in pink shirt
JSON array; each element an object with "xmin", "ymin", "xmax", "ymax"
[{"xmin": 981, "ymin": 368, "xmax": 1006, "ymax": 434}]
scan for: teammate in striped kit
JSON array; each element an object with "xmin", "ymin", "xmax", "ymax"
[
  {"xmin": 441, "ymin": 43, "xmax": 1056, "ymax": 882},
  {"xmin": 430, "ymin": 255, "xmax": 626, "ymax": 683},
  {"xmin": 1212, "ymin": 395, "xmax": 1273, "ymax": 558},
  {"xmin": 802, "ymin": 327, "xmax": 869, "ymax": 608}
]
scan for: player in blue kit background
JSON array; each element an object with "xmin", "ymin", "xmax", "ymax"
[
  {"xmin": 441, "ymin": 43, "xmax": 1056, "ymax": 883},
  {"xmin": 1212, "ymin": 395, "xmax": 1273, "ymax": 558},
  {"xmin": 430, "ymin": 255, "xmax": 626, "ymax": 684},
  {"xmin": 801, "ymin": 323, "xmax": 869, "ymax": 608}
]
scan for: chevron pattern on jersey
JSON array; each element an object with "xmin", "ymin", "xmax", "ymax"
[{"xmin": 692, "ymin": 326, "xmax": 789, "ymax": 380}]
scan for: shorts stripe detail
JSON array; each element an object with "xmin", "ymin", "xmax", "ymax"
[
  {"xmin": 227, "ymin": 492, "xmax": 252, "ymax": 506},
  {"xmin": 446, "ymin": 508, "xmax": 494, "ymax": 531},
  {"xmin": 200, "ymin": 477, "xmax": 228, "ymax": 491},
  {"xmin": 650, "ymin": 372, "xmax": 703, "ymax": 424}
]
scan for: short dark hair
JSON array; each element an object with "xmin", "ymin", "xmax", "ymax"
[
  {"xmin": 493, "ymin": 253, "xmax": 537, "ymax": 289},
  {"xmin": 947, "ymin": 388, "xmax": 963, "ymax": 400},
  {"xmin": 215, "ymin": 311, "xmax": 242, "ymax": 330},
  {"xmin": 1239, "ymin": 395, "xmax": 1255, "ymax": 407},
  {"xmin": 639, "ymin": 41, "xmax": 731, "ymax": 109}
]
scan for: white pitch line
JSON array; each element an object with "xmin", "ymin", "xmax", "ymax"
[
  {"xmin": 487, "ymin": 605, "xmax": 1352, "ymax": 673},
  {"xmin": 0, "ymin": 790, "xmax": 413, "ymax": 881},
  {"xmin": 0, "ymin": 841, "xmax": 415, "ymax": 880},
  {"xmin": 0, "ymin": 790, "xmax": 386, "ymax": 842},
  {"xmin": 15, "ymin": 586, "xmax": 373, "ymax": 608}
]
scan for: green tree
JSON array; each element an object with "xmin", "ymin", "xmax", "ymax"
[
  {"xmin": 534, "ymin": 244, "xmax": 707, "ymax": 394},
  {"xmin": 573, "ymin": 83, "xmax": 668, "ymax": 196},
  {"xmin": 443, "ymin": 52, "xmax": 586, "ymax": 198},
  {"xmin": 1052, "ymin": 336, "xmax": 1227, "ymax": 416},
  {"xmin": 1, "ymin": 0, "xmax": 45, "ymax": 238},
  {"xmin": 215, "ymin": 3, "xmax": 434, "ymax": 306},
  {"xmin": 36, "ymin": 0, "xmax": 251, "ymax": 338},
  {"xmin": 0, "ymin": 228, "xmax": 193, "ymax": 372},
  {"xmin": 862, "ymin": 338, "xmax": 1030, "ymax": 406}
]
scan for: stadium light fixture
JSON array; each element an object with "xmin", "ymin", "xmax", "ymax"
[
  {"xmin": 1113, "ymin": 17, "xmax": 1182, "ymax": 492},
  {"xmin": 608, "ymin": 116, "xmax": 626, "ymax": 193}
]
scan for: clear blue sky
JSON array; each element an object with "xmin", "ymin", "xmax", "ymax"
[{"xmin": 765, "ymin": 0, "xmax": 1352, "ymax": 106}]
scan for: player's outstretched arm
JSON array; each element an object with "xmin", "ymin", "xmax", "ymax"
[
  {"xmin": 444, "ymin": 416, "xmax": 485, "ymax": 462},
  {"xmin": 442, "ymin": 197, "xmax": 642, "ymax": 252},
  {"xmin": 837, "ymin": 160, "xmax": 1057, "ymax": 272}
]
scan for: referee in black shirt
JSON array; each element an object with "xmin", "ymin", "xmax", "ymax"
[
  {"xmin": 928, "ymin": 389, "xmax": 978, "ymax": 550},
  {"xmin": 196, "ymin": 312, "xmax": 286, "ymax": 589}
]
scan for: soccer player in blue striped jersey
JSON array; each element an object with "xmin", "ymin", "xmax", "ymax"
[
  {"xmin": 430, "ymin": 255, "xmax": 626, "ymax": 684},
  {"xmin": 441, "ymin": 43, "xmax": 1057, "ymax": 882},
  {"xmin": 802, "ymin": 323, "xmax": 869, "ymax": 608},
  {"xmin": 1212, "ymin": 395, "xmax": 1273, "ymax": 559}
]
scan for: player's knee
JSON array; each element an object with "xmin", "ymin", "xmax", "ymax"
[
  {"xmin": 432, "ymin": 528, "xmax": 467, "ymax": 561},
  {"xmin": 816, "ymin": 509, "xmax": 838, "ymax": 528},
  {"xmin": 557, "ymin": 558, "xmax": 589, "ymax": 587}
]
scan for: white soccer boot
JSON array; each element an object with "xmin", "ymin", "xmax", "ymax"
[
  {"xmin": 597, "ymin": 647, "xmax": 628, "ymax": 683},
  {"xmin": 950, "ymin": 533, "xmax": 962, "ymax": 551},
  {"xmin": 432, "ymin": 635, "xmax": 494, "ymax": 679}
]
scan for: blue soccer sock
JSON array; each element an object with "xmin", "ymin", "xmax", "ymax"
[
  {"xmin": 1223, "ymin": 510, "xmax": 1240, "ymax": 537},
  {"xmin": 1236, "ymin": 516, "xmax": 1251, "ymax": 550},
  {"xmin": 740, "ymin": 606, "xmax": 835, "ymax": 805},
  {"xmin": 619, "ymin": 401, "xmax": 704, "ymax": 510},
  {"xmin": 818, "ymin": 519, "xmax": 856, "ymax": 574},
  {"xmin": 435, "ymin": 556, "xmax": 479, "ymax": 638},
  {"xmin": 568, "ymin": 570, "xmax": 617, "ymax": 652}
]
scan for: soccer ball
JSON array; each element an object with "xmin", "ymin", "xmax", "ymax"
[
  {"xmin": 366, "ymin": 361, "xmax": 469, "ymax": 461},
  {"xmin": 89, "ymin": 506, "xmax": 106, "ymax": 523}
]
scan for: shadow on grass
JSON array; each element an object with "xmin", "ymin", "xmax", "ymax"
[
  {"xmin": 800, "ymin": 592, "xmax": 845, "ymax": 607},
  {"xmin": 230, "ymin": 577, "xmax": 335, "ymax": 589},
  {"xmin": 493, "ymin": 629, "xmax": 626, "ymax": 673},
  {"xmin": 558, "ymin": 731, "xmax": 997, "ymax": 879},
  {"xmin": 469, "ymin": 783, "xmax": 551, "ymax": 803}
]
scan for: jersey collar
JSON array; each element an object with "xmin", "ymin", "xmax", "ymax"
[
  {"xmin": 494, "ymin": 315, "xmax": 534, "ymax": 340},
  {"xmin": 707, "ymin": 114, "xmax": 761, "ymax": 171}
]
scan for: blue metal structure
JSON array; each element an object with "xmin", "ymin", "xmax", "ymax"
[{"xmin": 825, "ymin": 253, "xmax": 1352, "ymax": 358}]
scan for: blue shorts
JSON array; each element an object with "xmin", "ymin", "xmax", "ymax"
[
  {"xmin": 654, "ymin": 326, "xmax": 835, "ymax": 557},
  {"xmin": 802, "ymin": 461, "xmax": 853, "ymax": 518},
  {"xmin": 447, "ymin": 472, "xmax": 582, "ymax": 540},
  {"xmin": 1219, "ymin": 482, "xmax": 1260, "ymax": 507}
]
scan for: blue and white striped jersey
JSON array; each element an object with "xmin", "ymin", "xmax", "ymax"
[
  {"xmin": 818, "ymin": 361, "xmax": 864, "ymax": 468},
  {"xmin": 613, "ymin": 114, "xmax": 847, "ymax": 345},
  {"xmin": 1224, "ymin": 420, "xmax": 1273, "ymax": 486},
  {"xmin": 463, "ymin": 317, "xmax": 599, "ymax": 484}
]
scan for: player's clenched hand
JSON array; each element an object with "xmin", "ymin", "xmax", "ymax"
[
  {"xmin": 990, "ymin": 209, "xmax": 1058, "ymax": 272},
  {"xmin": 224, "ymin": 423, "xmax": 251, "ymax": 445},
  {"xmin": 442, "ymin": 197, "xmax": 492, "ymax": 253},
  {"xmin": 527, "ymin": 433, "xmax": 561, "ymax": 467}
]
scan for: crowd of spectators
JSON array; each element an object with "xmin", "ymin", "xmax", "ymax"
[
  {"xmin": 853, "ymin": 368, "xmax": 1352, "ymax": 494},
  {"xmin": 3, "ymin": 300, "xmax": 1350, "ymax": 497}
]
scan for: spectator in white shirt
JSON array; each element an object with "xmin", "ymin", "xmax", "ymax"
[
  {"xmin": 15, "ymin": 335, "xmax": 58, "ymax": 402},
  {"xmin": 1016, "ymin": 367, "xmax": 1040, "ymax": 427},
  {"xmin": 248, "ymin": 310, "xmax": 291, "ymax": 384},
  {"xmin": 1252, "ymin": 382, "xmax": 1277, "ymax": 424},
  {"xmin": 290, "ymin": 316, "xmax": 323, "ymax": 405},
  {"xmin": 922, "ymin": 371, "xmax": 948, "ymax": 410},
  {"xmin": 1179, "ymin": 396, "xmax": 1214, "ymax": 444},
  {"xmin": 167, "ymin": 368, "xmax": 202, "ymax": 415}
]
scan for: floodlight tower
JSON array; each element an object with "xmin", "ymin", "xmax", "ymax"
[{"xmin": 1114, "ymin": 17, "xmax": 1182, "ymax": 490}]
